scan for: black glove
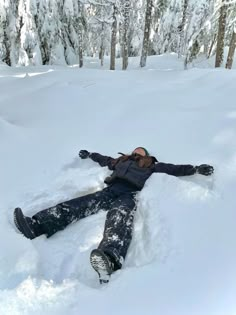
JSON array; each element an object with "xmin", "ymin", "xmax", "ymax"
[
  {"xmin": 79, "ymin": 150, "xmax": 91, "ymax": 159},
  {"xmin": 195, "ymin": 164, "xmax": 214, "ymax": 176}
]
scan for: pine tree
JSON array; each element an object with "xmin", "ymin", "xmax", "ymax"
[
  {"xmin": 62, "ymin": 0, "xmax": 77, "ymax": 65},
  {"xmin": 6, "ymin": 0, "xmax": 21, "ymax": 66},
  {"xmin": 0, "ymin": 1, "xmax": 11, "ymax": 65},
  {"xmin": 151, "ymin": 0, "xmax": 169, "ymax": 55},
  {"xmin": 37, "ymin": 0, "xmax": 61, "ymax": 65},
  {"xmin": 178, "ymin": 0, "xmax": 189, "ymax": 58},
  {"xmin": 158, "ymin": 0, "xmax": 180, "ymax": 54},
  {"xmin": 88, "ymin": 0, "xmax": 112, "ymax": 66},
  {"xmin": 16, "ymin": 0, "xmax": 41, "ymax": 65},
  {"xmin": 127, "ymin": 0, "xmax": 144, "ymax": 57},
  {"xmin": 184, "ymin": 1, "xmax": 216, "ymax": 66}
]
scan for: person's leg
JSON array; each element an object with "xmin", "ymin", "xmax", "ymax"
[
  {"xmin": 97, "ymin": 193, "xmax": 137, "ymax": 270},
  {"xmin": 28, "ymin": 188, "xmax": 113, "ymax": 238},
  {"xmin": 14, "ymin": 207, "xmax": 43, "ymax": 239}
]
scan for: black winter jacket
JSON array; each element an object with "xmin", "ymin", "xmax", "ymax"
[{"xmin": 90, "ymin": 153, "xmax": 196, "ymax": 191}]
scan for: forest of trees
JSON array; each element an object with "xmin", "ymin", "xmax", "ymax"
[{"xmin": 0, "ymin": 0, "xmax": 236, "ymax": 69}]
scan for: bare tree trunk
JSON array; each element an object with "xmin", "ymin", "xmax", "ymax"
[
  {"xmin": 207, "ymin": 33, "xmax": 217, "ymax": 59},
  {"xmin": 78, "ymin": 37, "xmax": 83, "ymax": 67},
  {"xmin": 122, "ymin": 0, "xmax": 130, "ymax": 70},
  {"xmin": 2, "ymin": 20, "xmax": 11, "ymax": 66},
  {"xmin": 100, "ymin": 22, "xmax": 105, "ymax": 66},
  {"xmin": 100, "ymin": 46, "xmax": 105, "ymax": 66},
  {"xmin": 78, "ymin": 1, "xmax": 83, "ymax": 68},
  {"xmin": 140, "ymin": 0, "xmax": 153, "ymax": 67},
  {"xmin": 110, "ymin": 4, "xmax": 118, "ymax": 70},
  {"xmin": 215, "ymin": 2, "xmax": 228, "ymax": 68},
  {"xmin": 203, "ymin": 36, "xmax": 209, "ymax": 56},
  {"xmin": 226, "ymin": 29, "xmax": 236, "ymax": 69},
  {"xmin": 178, "ymin": 0, "xmax": 189, "ymax": 58}
]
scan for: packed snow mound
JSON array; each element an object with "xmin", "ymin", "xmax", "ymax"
[{"xmin": 0, "ymin": 55, "xmax": 236, "ymax": 315}]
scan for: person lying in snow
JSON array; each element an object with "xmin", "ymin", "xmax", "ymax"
[{"xmin": 14, "ymin": 147, "xmax": 214, "ymax": 283}]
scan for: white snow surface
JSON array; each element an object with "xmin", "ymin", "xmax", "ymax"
[{"xmin": 0, "ymin": 54, "xmax": 236, "ymax": 315}]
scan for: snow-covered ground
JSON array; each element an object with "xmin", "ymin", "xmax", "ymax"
[{"xmin": 0, "ymin": 54, "xmax": 236, "ymax": 315}]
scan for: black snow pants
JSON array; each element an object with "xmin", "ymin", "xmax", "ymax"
[{"xmin": 33, "ymin": 186, "xmax": 137, "ymax": 269}]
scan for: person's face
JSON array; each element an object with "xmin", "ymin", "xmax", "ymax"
[{"xmin": 132, "ymin": 147, "xmax": 147, "ymax": 157}]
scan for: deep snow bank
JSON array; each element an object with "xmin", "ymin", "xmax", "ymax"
[{"xmin": 0, "ymin": 54, "xmax": 236, "ymax": 315}]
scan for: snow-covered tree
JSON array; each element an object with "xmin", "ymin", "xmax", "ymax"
[
  {"xmin": 154, "ymin": 0, "xmax": 181, "ymax": 54},
  {"xmin": 140, "ymin": 0, "xmax": 153, "ymax": 67},
  {"xmin": 110, "ymin": 2, "xmax": 118, "ymax": 70},
  {"xmin": 0, "ymin": 0, "xmax": 21, "ymax": 66},
  {"xmin": 36, "ymin": 0, "xmax": 66, "ymax": 65},
  {"xmin": 77, "ymin": 1, "xmax": 86, "ymax": 68},
  {"xmin": 87, "ymin": 0, "xmax": 112, "ymax": 66},
  {"xmin": 0, "ymin": 1, "xmax": 10, "ymax": 65},
  {"xmin": 226, "ymin": 24, "xmax": 236, "ymax": 68},
  {"xmin": 215, "ymin": 0, "xmax": 229, "ymax": 67},
  {"xmin": 122, "ymin": 0, "xmax": 130, "ymax": 69},
  {"xmin": 127, "ymin": 0, "xmax": 144, "ymax": 57},
  {"xmin": 178, "ymin": 0, "xmax": 189, "ymax": 57},
  {"xmin": 150, "ymin": 0, "xmax": 169, "ymax": 55},
  {"xmin": 17, "ymin": 0, "xmax": 41, "ymax": 65}
]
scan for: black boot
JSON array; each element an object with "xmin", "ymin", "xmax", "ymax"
[
  {"xmin": 14, "ymin": 207, "xmax": 43, "ymax": 239},
  {"xmin": 90, "ymin": 249, "xmax": 115, "ymax": 284}
]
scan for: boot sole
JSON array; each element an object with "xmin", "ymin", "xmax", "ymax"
[
  {"xmin": 14, "ymin": 207, "xmax": 36, "ymax": 240},
  {"xmin": 90, "ymin": 249, "xmax": 113, "ymax": 284}
]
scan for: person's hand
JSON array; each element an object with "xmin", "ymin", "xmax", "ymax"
[
  {"xmin": 79, "ymin": 150, "xmax": 90, "ymax": 159},
  {"xmin": 195, "ymin": 164, "xmax": 214, "ymax": 176}
]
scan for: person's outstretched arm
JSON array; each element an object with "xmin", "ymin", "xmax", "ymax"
[
  {"xmin": 79, "ymin": 150, "xmax": 115, "ymax": 170},
  {"xmin": 154, "ymin": 162, "xmax": 214, "ymax": 177}
]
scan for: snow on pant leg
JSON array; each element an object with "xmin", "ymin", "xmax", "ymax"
[
  {"xmin": 33, "ymin": 189, "xmax": 114, "ymax": 237},
  {"xmin": 98, "ymin": 193, "xmax": 137, "ymax": 270}
]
